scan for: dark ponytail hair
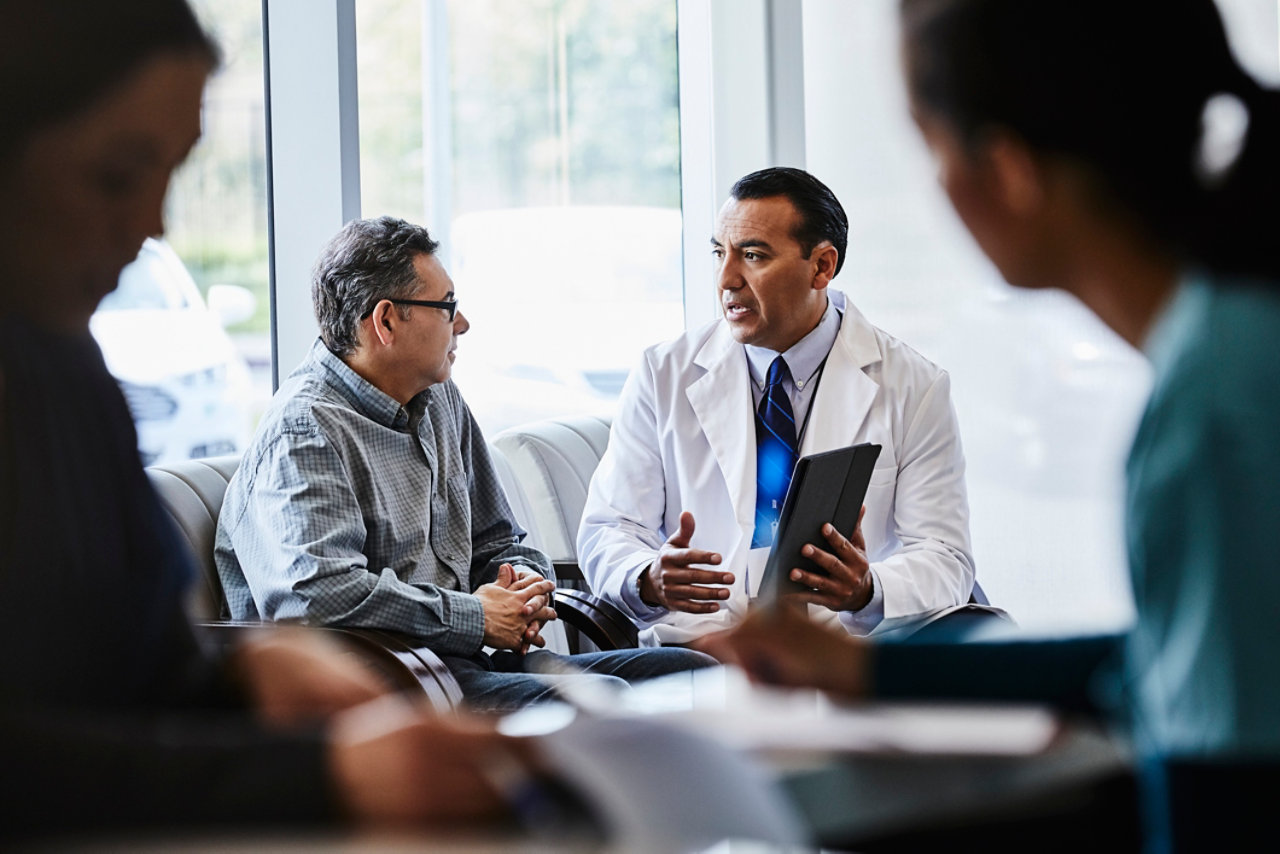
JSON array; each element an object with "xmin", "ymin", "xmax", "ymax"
[
  {"xmin": 900, "ymin": 0, "xmax": 1280, "ymax": 280},
  {"xmin": 0, "ymin": 0, "xmax": 219, "ymax": 160}
]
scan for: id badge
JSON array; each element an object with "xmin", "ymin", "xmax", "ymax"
[{"xmin": 746, "ymin": 547, "xmax": 770, "ymax": 599}]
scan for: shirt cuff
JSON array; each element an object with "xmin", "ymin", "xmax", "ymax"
[
  {"xmin": 439, "ymin": 588, "xmax": 487, "ymax": 655},
  {"xmin": 619, "ymin": 560, "xmax": 668, "ymax": 623},
  {"xmin": 839, "ymin": 567, "xmax": 884, "ymax": 635}
]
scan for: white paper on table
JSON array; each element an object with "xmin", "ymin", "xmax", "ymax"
[
  {"xmin": 655, "ymin": 689, "xmax": 1061, "ymax": 758},
  {"xmin": 530, "ymin": 711, "xmax": 810, "ymax": 851}
]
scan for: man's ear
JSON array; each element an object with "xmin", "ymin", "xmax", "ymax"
[
  {"xmin": 809, "ymin": 241, "xmax": 839, "ymax": 290},
  {"xmin": 366, "ymin": 300, "xmax": 396, "ymax": 347},
  {"xmin": 982, "ymin": 130, "xmax": 1046, "ymax": 217}
]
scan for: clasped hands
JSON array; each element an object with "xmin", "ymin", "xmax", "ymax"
[
  {"xmin": 639, "ymin": 507, "xmax": 873, "ymax": 614},
  {"xmin": 475, "ymin": 563, "xmax": 558, "ymax": 653}
]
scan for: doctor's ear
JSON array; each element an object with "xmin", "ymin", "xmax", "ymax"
[{"xmin": 809, "ymin": 241, "xmax": 839, "ymax": 289}]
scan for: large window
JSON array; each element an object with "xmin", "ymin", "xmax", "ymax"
[{"xmin": 356, "ymin": 0, "xmax": 685, "ymax": 434}]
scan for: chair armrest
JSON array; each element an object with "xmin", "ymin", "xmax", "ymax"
[
  {"xmin": 193, "ymin": 621, "xmax": 463, "ymax": 711},
  {"xmin": 552, "ymin": 559, "xmax": 585, "ymax": 583},
  {"xmin": 337, "ymin": 628, "xmax": 464, "ymax": 711},
  {"xmin": 191, "ymin": 620, "xmax": 275, "ymax": 652},
  {"xmin": 553, "ymin": 588, "xmax": 640, "ymax": 650}
]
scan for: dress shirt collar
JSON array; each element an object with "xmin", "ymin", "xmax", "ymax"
[
  {"xmin": 744, "ymin": 295, "xmax": 842, "ymax": 392},
  {"xmin": 307, "ymin": 338, "xmax": 425, "ymax": 432}
]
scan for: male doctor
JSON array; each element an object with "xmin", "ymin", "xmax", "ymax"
[{"xmin": 577, "ymin": 167, "xmax": 976, "ymax": 645}]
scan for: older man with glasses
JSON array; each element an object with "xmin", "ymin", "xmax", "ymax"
[{"xmin": 216, "ymin": 216, "xmax": 712, "ymax": 712}]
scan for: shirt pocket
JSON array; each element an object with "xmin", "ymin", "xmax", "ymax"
[
  {"xmin": 430, "ymin": 473, "xmax": 473, "ymax": 581},
  {"xmin": 863, "ymin": 450, "xmax": 898, "ymax": 558},
  {"xmin": 868, "ymin": 444, "xmax": 898, "ymax": 486}
]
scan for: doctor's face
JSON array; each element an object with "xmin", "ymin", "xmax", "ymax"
[{"xmin": 712, "ymin": 195, "xmax": 831, "ymax": 353}]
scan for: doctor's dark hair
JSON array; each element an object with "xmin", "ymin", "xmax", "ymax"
[
  {"xmin": 900, "ymin": 0, "xmax": 1280, "ymax": 280},
  {"xmin": 312, "ymin": 216, "xmax": 442, "ymax": 357},
  {"xmin": 730, "ymin": 167, "xmax": 850, "ymax": 278},
  {"xmin": 0, "ymin": 0, "xmax": 219, "ymax": 161}
]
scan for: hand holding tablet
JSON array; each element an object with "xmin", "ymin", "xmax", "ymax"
[{"xmin": 755, "ymin": 443, "xmax": 882, "ymax": 607}]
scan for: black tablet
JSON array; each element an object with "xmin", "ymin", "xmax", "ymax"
[{"xmin": 756, "ymin": 442, "xmax": 882, "ymax": 603}]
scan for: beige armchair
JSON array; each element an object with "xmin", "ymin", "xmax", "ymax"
[
  {"xmin": 490, "ymin": 415, "xmax": 639, "ymax": 650},
  {"xmin": 146, "ymin": 455, "xmax": 464, "ymax": 709},
  {"xmin": 146, "ymin": 431, "xmax": 643, "ymax": 708}
]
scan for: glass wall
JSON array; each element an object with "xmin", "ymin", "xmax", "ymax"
[{"xmin": 356, "ymin": 0, "xmax": 685, "ymax": 434}]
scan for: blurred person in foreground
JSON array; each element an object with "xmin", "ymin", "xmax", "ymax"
[
  {"xmin": 701, "ymin": 0, "xmax": 1280, "ymax": 849},
  {"xmin": 0, "ymin": 0, "xmax": 538, "ymax": 839}
]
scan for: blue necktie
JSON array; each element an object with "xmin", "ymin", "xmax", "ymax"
[{"xmin": 752, "ymin": 356, "xmax": 799, "ymax": 548}]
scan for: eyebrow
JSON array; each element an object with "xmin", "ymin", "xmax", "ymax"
[{"xmin": 710, "ymin": 236, "xmax": 774, "ymax": 252}]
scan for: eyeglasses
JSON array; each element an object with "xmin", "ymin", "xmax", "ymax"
[{"xmin": 360, "ymin": 297, "xmax": 458, "ymax": 322}]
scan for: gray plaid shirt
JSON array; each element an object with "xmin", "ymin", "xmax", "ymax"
[{"xmin": 215, "ymin": 340, "xmax": 551, "ymax": 656}]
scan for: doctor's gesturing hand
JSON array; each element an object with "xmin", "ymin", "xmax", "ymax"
[
  {"xmin": 785, "ymin": 506, "xmax": 873, "ymax": 612},
  {"xmin": 639, "ymin": 511, "xmax": 734, "ymax": 613}
]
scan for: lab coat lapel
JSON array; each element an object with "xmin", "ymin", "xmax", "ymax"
[
  {"xmin": 801, "ymin": 297, "xmax": 882, "ymax": 455},
  {"xmin": 687, "ymin": 326, "xmax": 756, "ymax": 528}
]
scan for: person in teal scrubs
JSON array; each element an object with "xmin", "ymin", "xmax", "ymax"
[{"xmin": 701, "ymin": 1, "xmax": 1280, "ymax": 849}]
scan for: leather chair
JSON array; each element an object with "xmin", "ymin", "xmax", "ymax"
[
  {"xmin": 147, "ymin": 455, "xmax": 464, "ymax": 709},
  {"xmin": 490, "ymin": 414, "xmax": 611, "ymax": 568},
  {"xmin": 146, "ymin": 448, "xmax": 637, "ymax": 702},
  {"xmin": 490, "ymin": 416, "xmax": 640, "ymax": 651}
]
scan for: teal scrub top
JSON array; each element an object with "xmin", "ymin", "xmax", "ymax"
[
  {"xmin": 1125, "ymin": 274, "xmax": 1280, "ymax": 758},
  {"xmin": 875, "ymin": 274, "xmax": 1280, "ymax": 762}
]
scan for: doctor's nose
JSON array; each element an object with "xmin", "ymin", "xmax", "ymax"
[{"xmin": 716, "ymin": 257, "xmax": 743, "ymax": 291}]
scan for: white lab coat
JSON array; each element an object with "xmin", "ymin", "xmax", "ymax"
[{"xmin": 578, "ymin": 290, "xmax": 975, "ymax": 645}]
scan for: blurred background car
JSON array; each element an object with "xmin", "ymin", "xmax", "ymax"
[{"xmin": 91, "ymin": 238, "xmax": 257, "ymax": 465}]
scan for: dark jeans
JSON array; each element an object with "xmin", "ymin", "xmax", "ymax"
[{"xmin": 441, "ymin": 647, "xmax": 716, "ymax": 713}]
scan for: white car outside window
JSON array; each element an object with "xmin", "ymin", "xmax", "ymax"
[{"xmin": 91, "ymin": 238, "xmax": 255, "ymax": 465}]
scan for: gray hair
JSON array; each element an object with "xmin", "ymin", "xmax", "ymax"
[{"xmin": 311, "ymin": 216, "xmax": 441, "ymax": 357}]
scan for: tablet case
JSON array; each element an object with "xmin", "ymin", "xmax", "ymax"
[{"xmin": 757, "ymin": 442, "xmax": 881, "ymax": 602}]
